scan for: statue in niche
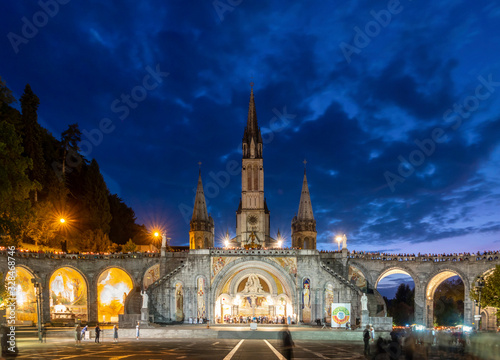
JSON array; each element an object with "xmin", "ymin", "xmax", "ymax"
[{"xmin": 361, "ymin": 293, "xmax": 368, "ymax": 311}]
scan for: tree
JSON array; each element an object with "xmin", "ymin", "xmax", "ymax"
[
  {"xmin": 471, "ymin": 265, "xmax": 500, "ymax": 317},
  {"xmin": 20, "ymin": 84, "xmax": 44, "ymax": 202},
  {"xmin": 123, "ymin": 239, "xmax": 137, "ymax": 253},
  {"xmin": 75, "ymin": 229, "xmax": 112, "ymax": 253},
  {"xmin": 0, "ymin": 120, "xmax": 34, "ymax": 244},
  {"xmin": 386, "ymin": 283, "xmax": 415, "ymax": 325},
  {"xmin": 60, "ymin": 123, "xmax": 82, "ymax": 179},
  {"xmin": 82, "ymin": 159, "xmax": 112, "ymax": 234},
  {"xmin": 434, "ymin": 277, "xmax": 464, "ymax": 326},
  {"xmin": 0, "ymin": 77, "xmax": 15, "ymax": 105},
  {"xmin": 108, "ymin": 194, "xmax": 140, "ymax": 245}
]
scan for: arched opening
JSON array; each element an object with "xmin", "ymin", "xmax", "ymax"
[
  {"xmin": 212, "ymin": 260, "xmax": 296, "ymax": 324},
  {"xmin": 49, "ymin": 267, "xmax": 88, "ymax": 323},
  {"xmin": 471, "ymin": 268, "xmax": 498, "ymax": 331},
  {"xmin": 303, "ymin": 238, "xmax": 309, "ymax": 249},
  {"xmin": 143, "ymin": 264, "xmax": 160, "ymax": 290},
  {"xmin": 6, "ymin": 267, "xmax": 37, "ymax": 324},
  {"xmin": 428, "ymin": 273, "xmax": 464, "ymax": 327},
  {"xmin": 376, "ymin": 269, "xmax": 415, "ymax": 325},
  {"xmin": 97, "ymin": 268, "xmax": 133, "ymax": 323}
]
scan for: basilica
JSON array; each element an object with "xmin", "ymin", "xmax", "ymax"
[{"xmin": 146, "ymin": 86, "xmax": 370, "ymax": 327}]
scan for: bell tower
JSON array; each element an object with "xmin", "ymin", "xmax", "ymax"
[
  {"xmin": 235, "ymin": 84, "xmax": 271, "ymax": 247},
  {"xmin": 291, "ymin": 162, "xmax": 317, "ymax": 249}
]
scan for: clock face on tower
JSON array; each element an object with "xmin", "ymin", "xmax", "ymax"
[{"xmin": 247, "ymin": 215, "xmax": 258, "ymax": 226}]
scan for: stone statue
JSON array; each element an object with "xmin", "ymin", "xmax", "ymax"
[
  {"xmin": 243, "ymin": 274, "xmax": 263, "ymax": 293},
  {"xmin": 141, "ymin": 290, "xmax": 149, "ymax": 309},
  {"xmin": 161, "ymin": 233, "xmax": 167, "ymax": 248},
  {"xmin": 361, "ymin": 293, "xmax": 368, "ymax": 311},
  {"xmin": 342, "ymin": 234, "xmax": 347, "ymax": 250}
]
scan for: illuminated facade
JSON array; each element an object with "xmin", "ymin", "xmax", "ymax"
[{"xmin": 3, "ymin": 88, "xmax": 498, "ymax": 330}]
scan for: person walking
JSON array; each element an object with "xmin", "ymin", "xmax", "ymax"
[
  {"xmin": 113, "ymin": 325, "xmax": 118, "ymax": 343},
  {"xmin": 95, "ymin": 324, "xmax": 101, "ymax": 343},
  {"xmin": 280, "ymin": 325, "xmax": 294, "ymax": 360},
  {"xmin": 136, "ymin": 322, "xmax": 140, "ymax": 340},
  {"xmin": 75, "ymin": 324, "xmax": 81, "ymax": 345},
  {"xmin": 363, "ymin": 325, "xmax": 371, "ymax": 356}
]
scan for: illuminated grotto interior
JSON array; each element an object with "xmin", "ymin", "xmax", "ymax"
[
  {"xmin": 97, "ymin": 268, "xmax": 133, "ymax": 323},
  {"xmin": 49, "ymin": 267, "xmax": 87, "ymax": 321}
]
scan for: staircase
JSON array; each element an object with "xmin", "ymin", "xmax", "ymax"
[
  {"xmin": 147, "ymin": 263, "xmax": 186, "ymax": 292},
  {"xmin": 320, "ymin": 262, "xmax": 361, "ymax": 294}
]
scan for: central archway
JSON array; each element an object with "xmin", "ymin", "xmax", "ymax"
[{"xmin": 211, "ymin": 259, "xmax": 296, "ymax": 324}]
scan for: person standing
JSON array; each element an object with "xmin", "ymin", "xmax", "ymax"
[
  {"xmin": 363, "ymin": 325, "xmax": 371, "ymax": 356},
  {"xmin": 75, "ymin": 324, "xmax": 81, "ymax": 345},
  {"xmin": 136, "ymin": 322, "xmax": 140, "ymax": 340},
  {"xmin": 95, "ymin": 324, "xmax": 101, "ymax": 343},
  {"xmin": 280, "ymin": 325, "xmax": 294, "ymax": 360},
  {"xmin": 113, "ymin": 325, "xmax": 118, "ymax": 343}
]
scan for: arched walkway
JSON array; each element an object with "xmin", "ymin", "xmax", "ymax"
[{"xmin": 49, "ymin": 266, "xmax": 88, "ymax": 322}]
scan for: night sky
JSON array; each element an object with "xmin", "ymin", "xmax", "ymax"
[{"xmin": 2, "ymin": 1, "xmax": 500, "ymax": 254}]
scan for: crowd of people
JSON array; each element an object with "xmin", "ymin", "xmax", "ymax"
[{"xmin": 215, "ymin": 314, "xmax": 296, "ymax": 325}]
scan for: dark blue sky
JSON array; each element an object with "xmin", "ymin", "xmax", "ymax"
[{"xmin": 2, "ymin": 0, "xmax": 500, "ymax": 253}]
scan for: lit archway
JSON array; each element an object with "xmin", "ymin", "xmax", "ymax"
[
  {"xmin": 426, "ymin": 270, "xmax": 464, "ymax": 327},
  {"xmin": 49, "ymin": 267, "xmax": 88, "ymax": 322},
  {"xmin": 5, "ymin": 267, "xmax": 37, "ymax": 323},
  {"xmin": 97, "ymin": 268, "xmax": 133, "ymax": 323}
]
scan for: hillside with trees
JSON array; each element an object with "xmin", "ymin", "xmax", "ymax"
[{"xmin": 0, "ymin": 77, "xmax": 147, "ymax": 252}]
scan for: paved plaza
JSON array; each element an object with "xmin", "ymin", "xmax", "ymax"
[{"xmin": 5, "ymin": 336, "xmax": 493, "ymax": 360}]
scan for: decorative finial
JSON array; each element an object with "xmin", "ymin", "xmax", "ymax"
[
  {"xmin": 198, "ymin": 161, "xmax": 202, "ymax": 174},
  {"xmin": 303, "ymin": 159, "xmax": 307, "ymax": 174},
  {"xmin": 250, "ymin": 74, "xmax": 254, "ymax": 89}
]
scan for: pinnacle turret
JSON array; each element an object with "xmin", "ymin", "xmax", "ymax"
[
  {"xmin": 297, "ymin": 170, "xmax": 315, "ymax": 221},
  {"xmin": 190, "ymin": 170, "xmax": 214, "ymax": 249},
  {"xmin": 191, "ymin": 171, "xmax": 209, "ymax": 222},
  {"xmin": 242, "ymin": 85, "xmax": 263, "ymax": 159}
]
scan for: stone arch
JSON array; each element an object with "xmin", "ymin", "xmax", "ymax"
[
  {"xmin": 424, "ymin": 267, "xmax": 468, "ymax": 328},
  {"xmin": 49, "ymin": 266, "xmax": 89, "ymax": 322},
  {"xmin": 96, "ymin": 267, "xmax": 134, "ymax": 323},
  {"xmin": 374, "ymin": 266, "xmax": 420, "ymax": 291},
  {"xmin": 211, "ymin": 258, "xmax": 297, "ymax": 322},
  {"xmin": 425, "ymin": 267, "xmax": 467, "ymax": 300},
  {"xmin": 229, "ymin": 269, "xmax": 277, "ymax": 295},
  {"xmin": 304, "ymin": 238, "xmax": 309, "ymax": 249},
  {"xmin": 142, "ymin": 264, "xmax": 160, "ymax": 289},
  {"xmin": 6, "ymin": 266, "xmax": 37, "ymax": 323}
]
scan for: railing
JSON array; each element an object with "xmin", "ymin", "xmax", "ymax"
[
  {"xmin": 0, "ymin": 250, "xmax": 162, "ymax": 260},
  {"xmin": 348, "ymin": 253, "xmax": 500, "ymax": 262},
  {"xmin": 210, "ymin": 249, "xmax": 298, "ymax": 256}
]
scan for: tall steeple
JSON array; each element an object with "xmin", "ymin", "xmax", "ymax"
[
  {"xmin": 242, "ymin": 84, "xmax": 263, "ymax": 159},
  {"xmin": 236, "ymin": 84, "xmax": 271, "ymax": 247},
  {"xmin": 291, "ymin": 162, "xmax": 317, "ymax": 249},
  {"xmin": 189, "ymin": 168, "xmax": 214, "ymax": 249},
  {"xmin": 297, "ymin": 170, "xmax": 315, "ymax": 221}
]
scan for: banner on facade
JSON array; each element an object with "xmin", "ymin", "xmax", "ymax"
[{"xmin": 331, "ymin": 303, "xmax": 351, "ymax": 328}]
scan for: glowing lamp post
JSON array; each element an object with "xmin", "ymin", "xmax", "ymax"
[
  {"xmin": 335, "ymin": 236, "xmax": 342, "ymax": 251},
  {"xmin": 31, "ymin": 278, "xmax": 43, "ymax": 342},
  {"xmin": 474, "ymin": 277, "xmax": 485, "ymax": 331},
  {"xmin": 59, "ymin": 218, "xmax": 65, "ymax": 224}
]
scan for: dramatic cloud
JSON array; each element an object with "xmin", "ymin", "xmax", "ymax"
[{"xmin": 1, "ymin": 0, "xmax": 499, "ymax": 254}]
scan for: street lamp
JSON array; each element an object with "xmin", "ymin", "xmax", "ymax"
[
  {"xmin": 30, "ymin": 278, "xmax": 43, "ymax": 342},
  {"xmin": 335, "ymin": 236, "xmax": 342, "ymax": 251},
  {"xmin": 474, "ymin": 277, "xmax": 485, "ymax": 331}
]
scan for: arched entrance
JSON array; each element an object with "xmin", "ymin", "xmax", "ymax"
[
  {"xmin": 212, "ymin": 260, "xmax": 296, "ymax": 324},
  {"xmin": 97, "ymin": 267, "xmax": 134, "ymax": 323},
  {"xmin": 6, "ymin": 266, "xmax": 37, "ymax": 324},
  {"xmin": 49, "ymin": 267, "xmax": 88, "ymax": 322},
  {"xmin": 425, "ymin": 270, "xmax": 465, "ymax": 328}
]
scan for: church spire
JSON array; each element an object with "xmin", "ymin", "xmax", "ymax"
[
  {"xmin": 190, "ymin": 168, "xmax": 214, "ymax": 249},
  {"xmin": 242, "ymin": 83, "xmax": 263, "ymax": 158},
  {"xmin": 297, "ymin": 168, "xmax": 315, "ymax": 221},
  {"xmin": 191, "ymin": 171, "xmax": 209, "ymax": 222},
  {"xmin": 291, "ymin": 162, "xmax": 317, "ymax": 249}
]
